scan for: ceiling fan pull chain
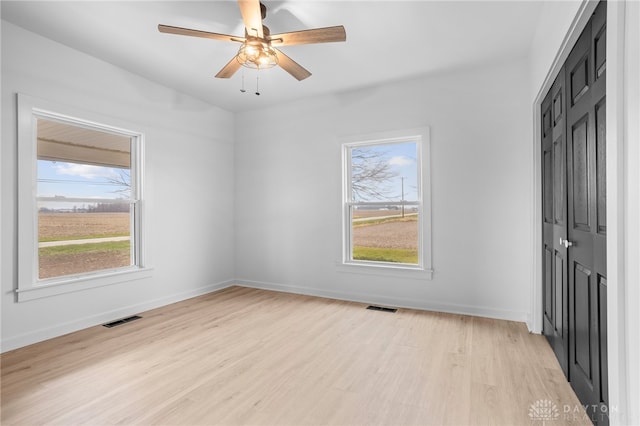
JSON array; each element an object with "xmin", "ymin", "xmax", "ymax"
[
  {"xmin": 240, "ymin": 69, "xmax": 246, "ymax": 93},
  {"xmin": 255, "ymin": 70, "xmax": 260, "ymax": 96}
]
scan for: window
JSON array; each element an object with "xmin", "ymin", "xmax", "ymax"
[
  {"xmin": 36, "ymin": 118, "xmax": 137, "ymax": 279},
  {"xmin": 342, "ymin": 128, "xmax": 432, "ymax": 276},
  {"xmin": 17, "ymin": 94, "xmax": 150, "ymax": 301}
]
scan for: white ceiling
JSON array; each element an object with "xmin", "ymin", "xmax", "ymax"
[{"xmin": 1, "ymin": 1, "xmax": 545, "ymax": 113}]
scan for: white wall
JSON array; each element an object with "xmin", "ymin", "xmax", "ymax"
[
  {"xmin": 1, "ymin": 22, "xmax": 236, "ymax": 351},
  {"xmin": 529, "ymin": 0, "xmax": 583, "ymax": 100},
  {"xmin": 235, "ymin": 57, "xmax": 532, "ymax": 322}
]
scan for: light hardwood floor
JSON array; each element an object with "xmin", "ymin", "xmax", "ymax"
[{"xmin": 1, "ymin": 286, "xmax": 591, "ymax": 425}]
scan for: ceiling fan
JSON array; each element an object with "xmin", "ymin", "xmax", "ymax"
[{"xmin": 158, "ymin": 0, "xmax": 346, "ymax": 81}]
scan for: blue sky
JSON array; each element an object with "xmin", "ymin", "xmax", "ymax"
[
  {"xmin": 37, "ymin": 160, "xmax": 130, "ymax": 202},
  {"xmin": 352, "ymin": 141, "xmax": 418, "ymax": 202}
]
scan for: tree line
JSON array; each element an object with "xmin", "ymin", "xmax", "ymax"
[{"xmin": 39, "ymin": 203, "xmax": 130, "ymax": 213}]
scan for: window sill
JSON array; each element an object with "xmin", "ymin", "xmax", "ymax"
[
  {"xmin": 336, "ymin": 261, "xmax": 433, "ymax": 280},
  {"xmin": 16, "ymin": 267, "xmax": 154, "ymax": 302}
]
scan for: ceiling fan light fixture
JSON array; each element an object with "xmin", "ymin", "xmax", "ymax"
[{"xmin": 237, "ymin": 40, "xmax": 278, "ymax": 69}]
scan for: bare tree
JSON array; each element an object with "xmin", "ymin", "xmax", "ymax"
[
  {"xmin": 105, "ymin": 169, "xmax": 131, "ymax": 197},
  {"xmin": 351, "ymin": 148, "xmax": 398, "ymax": 201}
]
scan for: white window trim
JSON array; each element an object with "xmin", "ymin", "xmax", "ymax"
[
  {"xmin": 16, "ymin": 93, "xmax": 152, "ymax": 302},
  {"xmin": 338, "ymin": 127, "xmax": 433, "ymax": 279}
]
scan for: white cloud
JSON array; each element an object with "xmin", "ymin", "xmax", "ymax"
[
  {"xmin": 54, "ymin": 163, "xmax": 119, "ymax": 180},
  {"xmin": 388, "ymin": 156, "xmax": 414, "ymax": 166}
]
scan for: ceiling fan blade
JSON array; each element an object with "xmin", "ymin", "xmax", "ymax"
[
  {"xmin": 270, "ymin": 26, "xmax": 346, "ymax": 46},
  {"xmin": 158, "ymin": 24, "xmax": 243, "ymax": 43},
  {"xmin": 237, "ymin": 0, "xmax": 264, "ymax": 38},
  {"xmin": 215, "ymin": 57, "xmax": 242, "ymax": 79},
  {"xmin": 275, "ymin": 48, "xmax": 311, "ymax": 81}
]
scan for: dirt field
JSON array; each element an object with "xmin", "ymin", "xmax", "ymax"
[
  {"xmin": 353, "ymin": 218, "xmax": 418, "ymax": 249},
  {"xmin": 39, "ymin": 212, "xmax": 130, "ymax": 240}
]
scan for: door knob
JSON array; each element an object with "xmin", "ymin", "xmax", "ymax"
[{"xmin": 559, "ymin": 238, "xmax": 574, "ymax": 248}]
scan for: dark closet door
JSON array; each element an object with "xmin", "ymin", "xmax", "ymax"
[
  {"xmin": 542, "ymin": 67, "xmax": 569, "ymax": 377},
  {"xmin": 565, "ymin": 2, "xmax": 608, "ymax": 424}
]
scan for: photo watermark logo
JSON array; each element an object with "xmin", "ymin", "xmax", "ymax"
[
  {"xmin": 528, "ymin": 399, "xmax": 615, "ymax": 423},
  {"xmin": 529, "ymin": 399, "xmax": 560, "ymax": 424}
]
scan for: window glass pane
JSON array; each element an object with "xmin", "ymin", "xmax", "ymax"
[
  {"xmin": 351, "ymin": 205, "xmax": 419, "ymax": 265},
  {"xmin": 38, "ymin": 203, "xmax": 133, "ymax": 279},
  {"xmin": 35, "ymin": 117, "xmax": 135, "ymax": 280},
  {"xmin": 37, "ymin": 160, "xmax": 131, "ymax": 200},
  {"xmin": 350, "ymin": 141, "xmax": 418, "ymax": 202},
  {"xmin": 37, "ymin": 117, "xmax": 132, "ymax": 200}
]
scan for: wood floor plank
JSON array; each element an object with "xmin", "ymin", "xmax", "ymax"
[{"xmin": 1, "ymin": 286, "xmax": 591, "ymax": 425}]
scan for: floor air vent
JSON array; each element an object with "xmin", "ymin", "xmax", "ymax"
[
  {"xmin": 103, "ymin": 315, "xmax": 142, "ymax": 328},
  {"xmin": 366, "ymin": 305, "xmax": 397, "ymax": 313}
]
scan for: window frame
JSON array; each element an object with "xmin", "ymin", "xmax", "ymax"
[
  {"xmin": 340, "ymin": 127, "xmax": 433, "ymax": 278},
  {"xmin": 17, "ymin": 93, "xmax": 152, "ymax": 302}
]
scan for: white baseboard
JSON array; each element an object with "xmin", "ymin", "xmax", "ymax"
[
  {"xmin": 1, "ymin": 279, "xmax": 234, "ymax": 353},
  {"xmin": 235, "ymin": 279, "xmax": 529, "ymax": 324},
  {"xmin": 3, "ymin": 278, "xmax": 529, "ymax": 353}
]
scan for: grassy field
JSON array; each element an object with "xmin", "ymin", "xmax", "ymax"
[
  {"xmin": 353, "ymin": 214, "xmax": 417, "ymax": 227},
  {"xmin": 39, "ymin": 240, "xmax": 130, "ymax": 256},
  {"xmin": 353, "ymin": 246, "xmax": 418, "ymax": 264},
  {"xmin": 38, "ymin": 213, "xmax": 131, "ymax": 279},
  {"xmin": 38, "ymin": 246, "xmax": 131, "ymax": 279},
  {"xmin": 352, "ymin": 209, "xmax": 417, "ymax": 219},
  {"xmin": 352, "ymin": 215, "xmax": 419, "ymax": 264}
]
